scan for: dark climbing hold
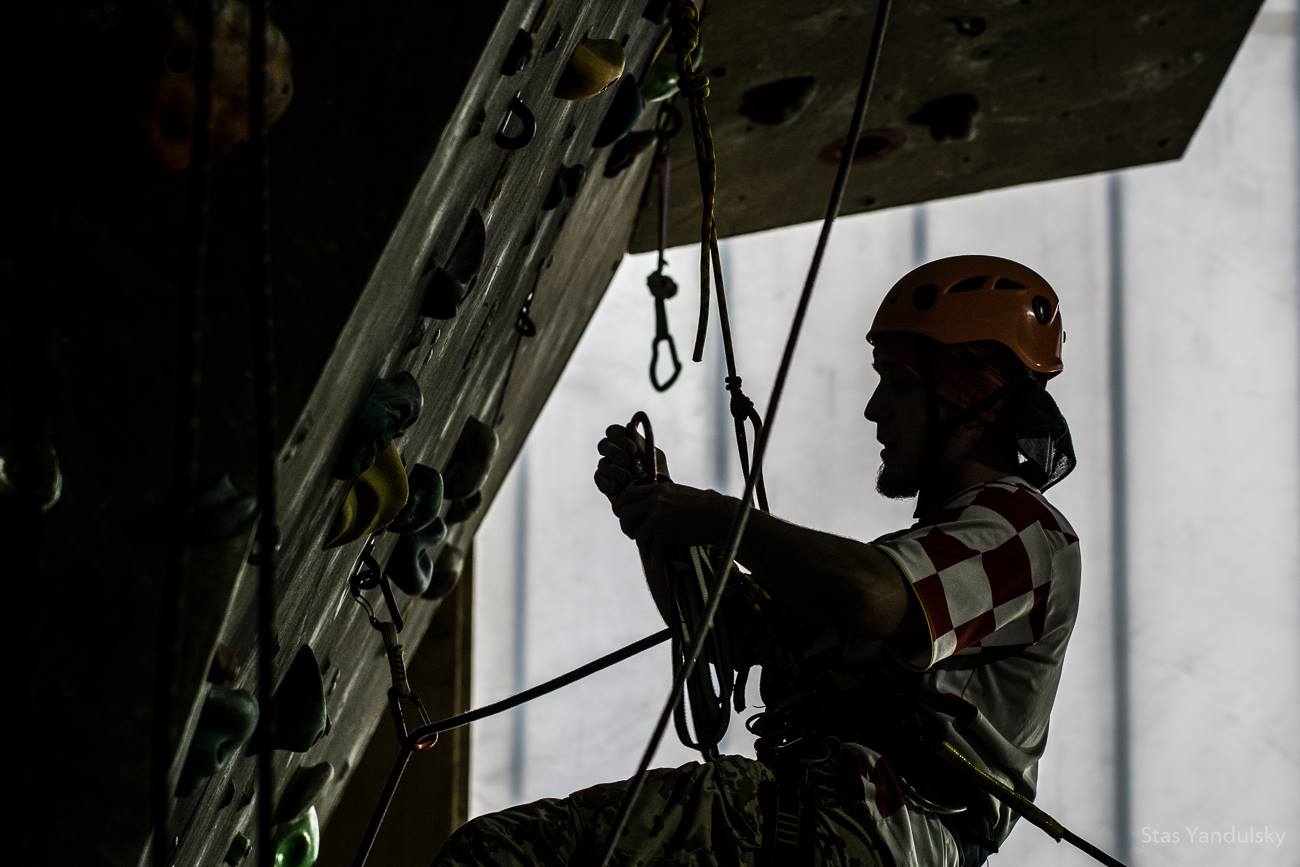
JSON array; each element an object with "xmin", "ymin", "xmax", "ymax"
[
  {"xmin": 493, "ymin": 92, "xmax": 537, "ymax": 149},
  {"xmin": 445, "ymin": 490, "xmax": 483, "ymax": 526},
  {"xmin": 385, "ymin": 517, "xmax": 448, "ymax": 596},
  {"xmin": 442, "ymin": 417, "xmax": 499, "ymax": 500},
  {"xmin": 642, "ymin": 0, "xmax": 670, "ymax": 24},
  {"xmin": 468, "ymin": 106, "xmax": 486, "ymax": 138},
  {"xmin": 271, "ymin": 806, "xmax": 320, "ymax": 867},
  {"xmin": 501, "ymin": 29, "xmax": 533, "ymax": 76},
  {"xmin": 275, "ymin": 762, "xmax": 335, "ymax": 824},
  {"xmin": 739, "ymin": 76, "xmax": 817, "ymax": 126},
  {"xmin": 907, "ymin": 93, "xmax": 980, "ymax": 141},
  {"xmin": 324, "ymin": 442, "xmax": 410, "ymax": 548},
  {"xmin": 422, "ymin": 543, "xmax": 465, "ymax": 601},
  {"xmin": 604, "ymin": 130, "xmax": 656, "ymax": 178},
  {"xmin": 555, "ymin": 38, "xmax": 625, "ymax": 100},
  {"xmin": 177, "ymin": 686, "xmax": 259, "ymax": 796},
  {"xmin": 542, "ymin": 163, "xmax": 587, "ymax": 210},
  {"xmin": 388, "ymin": 464, "xmax": 444, "ymax": 534},
  {"xmin": 191, "ymin": 473, "xmax": 258, "ymax": 542},
  {"xmin": 331, "ymin": 372, "xmax": 423, "ymax": 480},
  {"xmin": 263, "ymin": 645, "xmax": 329, "ymax": 754},
  {"xmin": 419, "ymin": 209, "xmax": 487, "ymax": 320},
  {"xmin": 593, "ymin": 76, "xmax": 645, "ymax": 148},
  {"xmin": 0, "ymin": 436, "xmax": 62, "ymax": 512}
]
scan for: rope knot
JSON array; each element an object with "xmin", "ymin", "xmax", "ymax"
[
  {"xmin": 725, "ymin": 376, "xmax": 755, "ymax": 420},
  {"xmin": 677, "ymin": 70, "xmax": 711, "ymax": 99}
]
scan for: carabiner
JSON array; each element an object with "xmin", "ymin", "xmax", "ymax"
[
  {"xmin": 626, "ymin": 411, "xmax": 658, "ymax": 483},
  {"xmin": 650, "ymin": 332, "xmax": 682, "ymax": 392}
]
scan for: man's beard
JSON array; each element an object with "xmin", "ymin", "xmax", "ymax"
[{"xmin": 876, "ymin": 463, "xmax": 920, "ymax": 499}]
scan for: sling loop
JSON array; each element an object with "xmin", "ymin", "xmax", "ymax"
[
  {"xmin": 597, "ymin": 2, "xmax": 896, "ymax": 863},
  {"xmin": 647, "ymin": 103, "xmax": 684, "ymax": 392}
]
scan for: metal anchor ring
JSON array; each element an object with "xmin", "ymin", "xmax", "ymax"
[{"xmin": 494, "ymin": 92, "xmax": 537, "ymax": 150}]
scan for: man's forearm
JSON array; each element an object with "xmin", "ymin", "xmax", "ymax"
[{"xmin": 721, "ymin": 502, "xmax": 912, "ymax": 639}]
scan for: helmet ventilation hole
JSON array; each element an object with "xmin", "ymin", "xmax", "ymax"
[
  {"xmin": 913, "ymin": 283, "xmax": 939, "ymax": 310},
  {"xmin": 995, "ymin": 277, "xmax": 1027, "ymax": 290},
  {"xmin": 949, "ymin": 276, "xmax": 987, "ymax": 293},
  {"xmin": 1032, "ymin": 296, "xmax": 1053, "ymax": 324}
]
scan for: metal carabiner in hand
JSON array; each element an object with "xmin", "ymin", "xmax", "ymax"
[{"xmin": 626, "ymin": 411, "xmax": 659, "ymax": 484}]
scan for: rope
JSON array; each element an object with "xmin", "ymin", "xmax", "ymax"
[
  {"xmin": 665, "ymin": 0, "xmax": 771, "ymax": 514},
  {"xmin": 247, "ymin": 0, "xmax": 280, "ymax": 862},
  {"xmin": 596, "ymin": 3, "xmax": 895, "ymax": 863},
  {"xmin": 153, "ymin": 2, "xmax": 214, "ymax": 864},
  {"xmin": 350, "ymin": 628, "xmax": 672, "ymax": 866}
]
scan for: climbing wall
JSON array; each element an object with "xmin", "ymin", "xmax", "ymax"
[
  {"xmin": 15, "ymin": 1, "xmax": 667, "ymax": 864},
  {"xmin": 629, "ymin": 0, "xmax": 1265, "ymax": 251}
]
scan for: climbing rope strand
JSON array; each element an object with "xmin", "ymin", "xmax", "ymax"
[
  {"xmin": 153, "ymin": 2, "xmax": 214, "ymax": 865},
  {"xmin": 247, "ymin": 1, "xmax": 280, "ymax": 863},
  {"xmin": 350, "ymin": 629, "xmax": 672, "ymax": 867},
  {"xmin": 596, "ymin": 3, "xmax": 895, "ymax": 864}
]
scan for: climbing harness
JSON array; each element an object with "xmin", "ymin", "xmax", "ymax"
[{"xmin": 645, "ymin": 103, "xmax": 684, "ymax": 392}]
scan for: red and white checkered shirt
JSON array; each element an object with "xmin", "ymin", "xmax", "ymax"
[{"xmin": 795, "ymin": 475, "xmax": 1082, "ymax": 864}]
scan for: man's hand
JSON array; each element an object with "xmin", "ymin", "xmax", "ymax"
[
  {"xmin": 593, "ymin": 424, "xmax": 670, "ymax": 503},
  {"xmin": 611, "ymin": 481, "xmax": 737, "ymax": 549}
]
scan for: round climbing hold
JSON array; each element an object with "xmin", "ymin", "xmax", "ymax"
[
  {"xmin": 501, "ymin": 29, "xmax": 534, "ymax": 76},
  {"xmin": 739, "ymin": 76, "xmax": 817, "ymax": 126},
  {"xmin": 555, "ymin": 38, "xmax": 626, "ymax": 101},
  {"xmin": 419, "ymin": 210, "xmax": 487, "ymax": 321},
  {"xmin": 442, "ymin": 417, "xmax": 499, "ymax": 500},
  {"xmin": 385, "ymin": 517, "xmax": 448, "ymax": 596},
  {"xmin": 388, "ymin": 464, "xmax": 444, "ymax": 535}
]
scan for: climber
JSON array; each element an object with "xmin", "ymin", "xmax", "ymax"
[{"xmin": 430, "ymin": 254, "xmax": 1079, "ymax": 866}]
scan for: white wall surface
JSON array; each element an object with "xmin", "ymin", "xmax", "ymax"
[{"xmin": 470, "ymin": 3, "xmax": 1299, "ymax": 864}]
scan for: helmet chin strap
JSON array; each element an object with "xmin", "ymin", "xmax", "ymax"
[{"xmin": 913, "ymin": 344, "xmax": 1019, "ymax": 520}]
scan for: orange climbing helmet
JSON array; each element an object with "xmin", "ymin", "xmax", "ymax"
[{"xmin": 866, "ymin": 255, "xmax": 1063, "ymax": 378}]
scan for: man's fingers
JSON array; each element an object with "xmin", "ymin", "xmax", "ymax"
[{"xmin": 597, "ymin": 439, "xmax": 632, "ymax": 465}]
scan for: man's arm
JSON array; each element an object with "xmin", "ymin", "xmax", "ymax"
[{"xmin": 734, "ymin": 507, "xmax": 927, "ymax": 645}]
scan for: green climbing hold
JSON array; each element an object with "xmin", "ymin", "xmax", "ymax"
[
  {"xmin": 272, "ymin": 805, "xmax": 320, "ymax": 867},
  {"xmin": 422, "ymin": 542, "xmax": 465, "ymax": 601},
  {"xmin": 641, "ymin": 42, "xmax": 704, "ymax": 103},
  {"xmin": 385, "ymin": 516, "xmax": 448, "ymax": 596},
  {"xmin": 542, "ymin": 163, "xmax": 587, "ymax": 210},
  {"xmin": 593, "ymin": 76, "xmax": 645, "ymax": 149}
]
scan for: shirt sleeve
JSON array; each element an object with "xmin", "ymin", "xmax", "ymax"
[{"xmin": 871, "ymin": 483, "xmax": 1076, "ymax": 671}]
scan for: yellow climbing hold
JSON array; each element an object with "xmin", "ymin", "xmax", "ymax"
[
  {"xmin": 554, "ymin": 38, "xmax": 626, "ymax": 101},
  {"xmin": 323, "ymin": 441, "xmax": 409, "ymax": 549}
]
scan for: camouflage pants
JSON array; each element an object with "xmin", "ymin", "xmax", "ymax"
[{"xmin": 431, "ymin": 753, "xmax": 888, "ymax": 867}]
